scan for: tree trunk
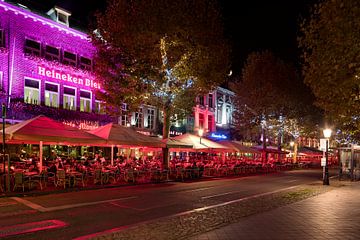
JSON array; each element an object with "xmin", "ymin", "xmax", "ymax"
[
  {"xmin": 262, "ymin": 127, "xmax": 268, "ymax": 163},
  {"xmin": 162, "ymin": 103, "xmax": 171, "ymax": 169}
]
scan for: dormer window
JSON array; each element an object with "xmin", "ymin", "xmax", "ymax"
[{"xmin": 47, "ymin": 6, "xmax": 71, "ymax": 27}]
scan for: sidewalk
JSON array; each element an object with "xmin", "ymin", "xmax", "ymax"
[{"xmin": 191, "ymin": 182, "xmax": 360, "ymax": 240}]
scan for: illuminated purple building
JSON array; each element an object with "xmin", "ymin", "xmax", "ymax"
[
  {"xmin": 0, "ymin": 1, "xmax": 106, "ymax": 125},
  {"xmin": 0, "ymin": 1, "xmax": 158, "ymax": 134}
]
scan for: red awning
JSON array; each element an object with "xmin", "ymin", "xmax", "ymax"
[{"xmin": 0, "ymin": 115, "xmax": 106, "ymax": 145}]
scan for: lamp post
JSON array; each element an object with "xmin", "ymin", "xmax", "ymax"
[
  {"xmin": 323, "ymin": 128, "xmax": 332, "ymax": 185},
  {"xmin": 290, "ymin": 141, "xmax": 294, "ymax": 163},
  {"xmin": 198, "ymin": 128, "xmax": 204, "ymax": 144}
]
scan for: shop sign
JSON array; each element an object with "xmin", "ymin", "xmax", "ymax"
[
  {"xmin": 210, "ymin": 133, "xmax": 228, "ymax": 140},
  {"xmin": 37, "ymin": 66, "xmax": 101, "ymax": 90}
]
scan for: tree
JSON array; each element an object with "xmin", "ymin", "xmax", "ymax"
[
  {"xmin": 231, "ymin": 50, "xmax": 318, "ymax": 160},
  {"xmin": 93, "ymin": 0, "xmax": 230, "ymax": 166},
  {"xmin": 298, "ymin": 0, "xmax": 360, "ymax": 141}
]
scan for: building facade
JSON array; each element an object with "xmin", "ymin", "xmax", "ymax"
[
  {"xmin": 0, "ymin": 1, "xmax": 157, "ymax": 134},
  {"xmin": 191, "ymin": 86, "xmax": 235, "ymax": 139}
]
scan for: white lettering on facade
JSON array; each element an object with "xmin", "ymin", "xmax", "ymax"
[{"xmin": 37, "ymin": 66, "xmax": 101, "ymax": 90}]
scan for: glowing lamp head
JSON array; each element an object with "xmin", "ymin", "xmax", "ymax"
[
  {"xmin": 323, "ymin": 128, "xmax": 332, "ymax": 138},
  {"xmin": 290, "ymin": 141, "xmax": 294, "ymax": 147},
  {"xmin": 198, "ymin": 128, "xmax": 204, "ymax": 137}
]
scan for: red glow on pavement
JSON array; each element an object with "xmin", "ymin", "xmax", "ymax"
[{"xmin": 0, "ymin": 219, "xmax": 68, "ymax": 238}]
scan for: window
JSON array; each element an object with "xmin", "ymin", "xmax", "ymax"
[
  {"xmin": 120, "ymin": 115, "xmax": 129, "ymax": 126},
  {"xmin": 58, "ymin": 12, "xmax": 68, "ymax": 25},
  {"xmin": 24, "ymin": 78, "xmax": 40, "ymax": 105},
  {"xmin": 208, "ymin": 115, "xmax": 213, "ymax": 132},
  {"xmin": 63, "ymin": 86, "xmax": 76, "ymax": 110},
  {"xmin": 119, "ymin": 104, "xmax": 129, "ymax": 126},
  {"xmin": 45, "ymin": 45, "xmax": 60, "ymax": 61},
  {"xmin": 135, "ymin": 108, "xmax": 143, "ymax": 128},
  {"xmin": 95, "ymin": 100, "xmax": 105, "ymax": 114},
  {"xmin": 0, "ymin": 30, "xmax": 4, "ymax": 47},
  {"xmin": 199, "ymin": 96, "xmax": 204, "ymax": 106},
  {"xmin": 0, "ymin": 72, "xmax": 3, "ymax": 92},
  {"xmin": 208, "ymin": 94, "xmax": 213, "ymax": 108},
  {"xmin": 79, "ymin": 56, "xmax": 92, "ymax": 71},
  {"xmin": 62, "ymin": 51, "xmax": 77, "ymax": 67},
  {"xmin": 147, "ymin": 108, "xmax": 155, "ymax": 129},
  {"xmin": 44, "ymin": 82, "xmax": 59, "ymax": 108},
  {"xmin": 24, "ymin": 39, "xmax": 41, "ymax": 56},
  {"xmin": 80, "ymin": 90, "xmax": 91, "ymax": 112},
  {"xmin": 216, "ymin": 104, "xmax": 222, "ymax": 123},
  {"xmin": 199, "ymin": 113, "xmax": 204, "ymax": 129}
]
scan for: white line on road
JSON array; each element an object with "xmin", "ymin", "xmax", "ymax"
[
  {"xmin": 201, "ymin": 191, "xmax": 239, "ymax": 199},
  {"xmin": 183, "ymin": 187, "xmax": 215, "ymax": 192},
  {"xmin": 12, "ymin": 196, "xmax": 137, "ymax": 212}
]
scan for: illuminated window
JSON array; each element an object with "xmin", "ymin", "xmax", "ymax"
[
  {"xmin": 79, "ymin": 56, "xmax": 92, "ymax": 71},
  {"xmin": 24, "ymin": 78, "xmax": 40, "ymax": 105},
  {"xmin": 199, "ymin": 113, "xmax": 204, "ymax": 129},
  {"xmin": 0, "ymin": 30, "xmax": 4, "ymax": 47},
  {"xmin": 45, "ymin": 45, "xmax": 60, "ymax": 61},
  {"xmin": 24, "ymin": 39, "xmax": 41, "ymax": 57},
  {"xmin": 44, "ymin": 82, "xmax": 59, "ymax": 108},
  {"xmin": 80, "ymin": 90, "xmax": 91, "ymax": 112},
  {"xmin": 95, "ymin": 100, "xmax": 105, "ymax": 114},
  {"xmin": 147, "ymin": 108, "xmax": 155, "ymax": 129},
  {"xmin": 62, "ymin": 51, "xmax": 77, "ymax": 67},
  {"xmin": 135, "ymin": 108, "xmax": 143, "ymax": 128},
  {"xmin": 120, "ymin": 104, "xmax": 129, "ymax": 126},
  {"xmin": 63, "ymin": 86, "xmax": 76, "ymax": 110},
  {"xmin": 208, "ymin": 115, "xmax": 213, "ymax": 132}
]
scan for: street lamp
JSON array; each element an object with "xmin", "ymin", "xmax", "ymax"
[
  {"xmin": 198, "ymin": 128, "xmax": 204, "ymax": 144},
  {"xmin": 323, "ymin": 128, "xmax": 332, "ymax": 185}
]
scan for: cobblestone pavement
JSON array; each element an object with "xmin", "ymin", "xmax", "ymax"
[
  {"xmin": 84, "ymin": 181, "xmax": 344, "ymax": 240},
  {"xmin": 191, "ymin": 181, "xmax": 360, "ymax": 240}
]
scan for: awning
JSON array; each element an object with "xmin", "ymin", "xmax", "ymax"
[
  {"xmin": 218, "ymin": 140, "xmax": 261, "ymax": 154},
  {"xmin": 88, "ymin": 123, "xmax": 165, "ymax": 148},
  {"xmin": 0, "ymin": 115, "xmax": 106, "ymax": 145},
  {"xmin": 171, "ymin": 133, "xmax": 230, "ymax": 151}
]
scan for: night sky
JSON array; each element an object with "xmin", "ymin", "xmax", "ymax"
[{"xmin": 11, "ymin": 0, "xmax": 318, "ymax": 77}]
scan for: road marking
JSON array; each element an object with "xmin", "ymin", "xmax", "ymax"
[
  {"xmin": 12, "ymin": 196, "xmax": 137, "ymax": 212},
  {"xmin": 201, "ymin": 191, "xmax": 239, "ymax": 199},
  {"xmin": 74, "ymin": 185, "xmax": 300, "ymax": 240},
  {"xmin": 0, "ymin": 219, "xmax": 67, "ymax": 238},
  {"xmin": 11, "ymin": 197, "xmax": 47, "ymax": 212},
  {"xmin": 285, "ymin": 180, "xmax": 297, "ymax": 183},
  {"xmin": 183, "ymin": 187, "xmax": 214, "ymax": 192}
]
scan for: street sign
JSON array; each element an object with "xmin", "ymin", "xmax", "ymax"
[
  {"xmin": 321, "ymin": 157, "xmax": 326, "ymax": 167},
  {"xmin": 320, "ymin": 138, "xmax": 327, "ymax": 151}
]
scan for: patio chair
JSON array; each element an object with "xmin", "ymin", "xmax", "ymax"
[
  {"xmin": 13, "ymin": 172, "xmax": 29, "ymax": 192},
  {"xmin": 93, "ymin": 169, "xmax": 103, "ymax": 185},
  {"xmin": 175, "ymin": 167, "xmax": 184, "ymax": 181},
  {"xmin": 73, "ymin": 172, "xmax": 86, "ymax": 187},
  {"xmin": 56, "ymin": 169, "xmax": 70, "ymax": 189},
  {"xmin": 124, "ymin": 169, "xmax": 135, "ymax": 183}
]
